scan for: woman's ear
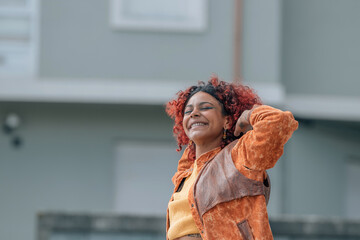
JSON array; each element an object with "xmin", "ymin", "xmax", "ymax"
[{"xmin": 224, "ymin": 116, "xmax": 232, "ymax": 129}]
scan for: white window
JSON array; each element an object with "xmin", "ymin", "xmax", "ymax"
[
  {"xmin": 345, "ymin": 157, "xmax": 360, "ymax": 219},
  {"xmin": 110, "ymin": 0, "xmax": 208, "ymax": 32},
  {"xmin": 0, "ymin": 0, "xmax": 38, "ymax": 77},
  {"xmin": 114, "ymin": 140, "xmax": 180, "ymax": 216}
]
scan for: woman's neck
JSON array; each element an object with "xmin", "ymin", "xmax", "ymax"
[{"xmin": 195, "ymin": 138, "xmax": 222, "ymax": 159}]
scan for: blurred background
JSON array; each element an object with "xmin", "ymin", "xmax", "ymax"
[{"xmin": 1, "ymin": 0, "xmax": 360, "ymax": 239}]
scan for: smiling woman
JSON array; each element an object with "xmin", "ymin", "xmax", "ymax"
[
  {"xmin": 165, "ymin": 76, "xmax": 298, "ymax": 240},
  {"xmin": 182, "ymin": 92, "xmax": 230, "ymax": 158}
]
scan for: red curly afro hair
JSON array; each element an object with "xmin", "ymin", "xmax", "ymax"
[{"xmin": 166, "ymin": 75, "xmax": 262, "ymax": 161}]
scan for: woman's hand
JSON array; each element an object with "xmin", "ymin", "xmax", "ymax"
[{"xmin": 234, "ymin": 105, "xmax": 260, "ymax": 136}]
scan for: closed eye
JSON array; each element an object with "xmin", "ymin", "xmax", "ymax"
[
  {"xmin": 184, "ymin": 110, "xmax": 192, "ymax": 115},
  {"xmin": 201, "ymin": 107, "xmax": 213, "ymax": 110},
  {"xmin": 184, "ymin": 107, "xmax": 212, "ymax": 114}
]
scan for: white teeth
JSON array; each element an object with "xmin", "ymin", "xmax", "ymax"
[{"xmin": 191, "ymin": 123, "xmax": 206, "ymax": 128}]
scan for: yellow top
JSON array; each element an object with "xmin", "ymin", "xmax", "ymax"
[{"xmin": 167, "ymin": 160, "xmax": 200, "ymax": 240}]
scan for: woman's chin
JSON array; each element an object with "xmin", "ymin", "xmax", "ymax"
[{"xmin": 191, "ymin": 135, "xmax": 218, "ymax": 146}]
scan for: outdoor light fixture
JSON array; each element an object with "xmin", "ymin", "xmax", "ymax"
[
  {"xmin": 2, "ymin": 113, "xmax": 23, "ymax": 148},
  {"xmin": 3, "ymin": 113, "xmax": 21, "ymax": 133}
]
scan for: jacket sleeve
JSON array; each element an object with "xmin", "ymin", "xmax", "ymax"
[{"xmin": 231, "ymin": 105, "xmax": 298, "ymax": 170}]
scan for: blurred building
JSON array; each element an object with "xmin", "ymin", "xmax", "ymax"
[{"xmin": 1, "ymin": 0, "xmax": 360, "ymax": 239}]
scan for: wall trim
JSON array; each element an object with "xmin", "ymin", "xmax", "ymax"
[
  {"xmin": 285, "ymin": 94, "xmax": 360, "ymax": 122},
  {"xmin": 0, "ymin": 78, "xmax": 187, "ymax": 105},
  {"xmin": 3, "ymin": 79, "xmax": 357, "ymax": 122},
  {"xmin": 0, "ymin": 78, "xmax": 284, "ymax": 106},
  {"xmin": 245, "ymin": 81, "xmax": 285, "ymax": 106}
]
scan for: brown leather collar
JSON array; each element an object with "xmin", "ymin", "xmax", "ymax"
[{"xmin": 175, "ymin": 234, "xmax": 202, "ymax": 240}]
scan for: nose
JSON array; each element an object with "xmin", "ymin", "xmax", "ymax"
[{"xmin": 190, "ymin": 108, "xmax": 200, "ymax": 118}]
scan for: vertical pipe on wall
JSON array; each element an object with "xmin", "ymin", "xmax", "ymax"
[{"xmin": 233, "ymin": 0, "xmax": 243, "ymax": 83}]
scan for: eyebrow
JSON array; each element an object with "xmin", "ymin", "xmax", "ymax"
[{"xmin": 185, "ymin": 102, "xmax": 215, "ymax": 108}]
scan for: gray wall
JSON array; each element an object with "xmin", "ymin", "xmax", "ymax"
[
  {"xmin": 0, "ymin": 102, "xmax": 175, "ymax": 240},
  {"xmin": 242, "ymin": 0, "xmax": 282, "ymax": 85},
  {"xmin": 39, "ymin": 0, "xmax": 233, "ymax": 81},
  {"xmin": 284, "ymin": 120, "xmax": 360, "ymax": 216},
  {"xmin": 280, "ymin": 0, "xmax": 360, "ymax": 216},
  {"xmin": 282, "ymin": 0, "xmax": 360, "ymax": 96}
]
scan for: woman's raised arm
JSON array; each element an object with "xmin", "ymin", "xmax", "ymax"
[{"xmin": 232, "ymin": 105, "xmax": 298, "ymax": 171}]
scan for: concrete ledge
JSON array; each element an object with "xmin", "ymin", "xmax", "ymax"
[
  {"xmin": 270, "ymin": 215, "xmax": 360, "ymax": 237},
  {"xmin": 2, "ymin": 78, "xmax": 360, "ymax": 121},
  {"xmin": 0, "ymin": 78, "xmax": 284, "ymax": 106},
  {"xmin": 0, "ymin": 78, "xmax": 186, "ymax": 105},
  {"xmin": 37, "ymin": 212, "xmax": 166, "ymax": 240},
  {"xmin": 37, "ymin": 212, "xmax": 360, "ymax": 240},
  {"xmin": 285, "ymin": 94, "xmax": 360, "ymax": 122}
]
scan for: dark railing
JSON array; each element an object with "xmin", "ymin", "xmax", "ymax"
[
  {"xmin": 37, "ymin": 213, "xmax": 165, "ymax": 240},
  {"xmin": 37, "ymin": 212, "xmax": 360, "ymax": 240},
  {"xmin": 270, "ymin": 215, "xmax": 360, "ymax": 239}
]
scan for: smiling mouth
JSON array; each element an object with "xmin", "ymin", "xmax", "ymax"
[{"xmin": 190, "ymin": 122, "xmax": 208, "ymax": 129}]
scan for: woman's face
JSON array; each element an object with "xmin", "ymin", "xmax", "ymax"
[{"xmin": 183, "ymin": 91, "xmax": 229, "ymax": 146}]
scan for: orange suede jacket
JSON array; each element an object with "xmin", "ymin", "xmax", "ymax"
[{"xmin": 166, "ymin": 105, "xmax": 299, "ymax": 240}]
